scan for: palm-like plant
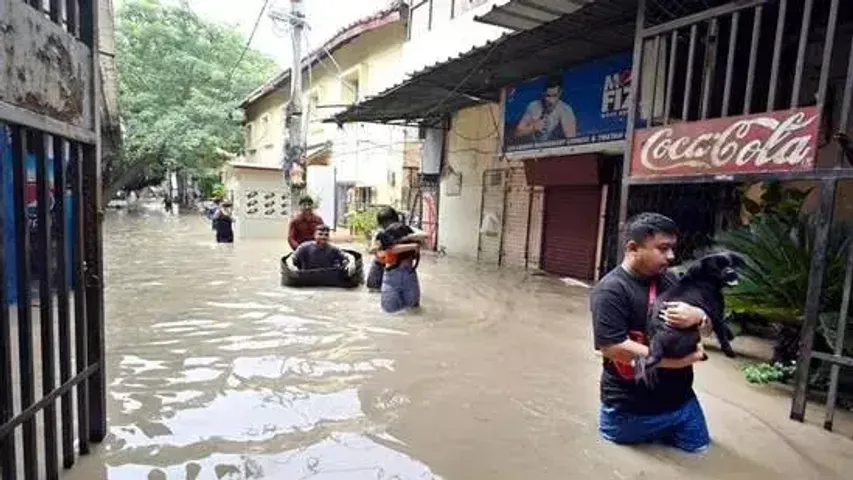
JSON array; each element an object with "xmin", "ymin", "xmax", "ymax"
[{"xmin": 716, "ymin": 213, "xmax": 852, "ymax": 324}]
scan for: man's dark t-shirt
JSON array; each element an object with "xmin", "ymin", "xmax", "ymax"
[
  {"xmin": 376, "ymin": 224, "xmax": 415, "ymax": 268},
  {"xmin": 591, "ymin": 267, "xmax": 694, "ymax": 415},
  {"xmin": 212, "ymin": 211, "xmax": 234, "ymax": 243},
  {"xmin": 293, "ymin": 241, "xmax": 345, "ymax": 270}
]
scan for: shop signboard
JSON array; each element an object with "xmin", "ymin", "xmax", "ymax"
[
  {"xmin": 503, "ymin": 52, "xmax": 632, "ymax": 153},
  {"xmin": 630, "ymin": 107, "xmax": 820, "ymax": 178}
]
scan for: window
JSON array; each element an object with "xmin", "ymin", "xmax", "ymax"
[
  {"xmin": 432, "ymin": 0, "xmax": 453, "ymax": 26},
  {"xmin": 409, "ymin": 0, "xmax": 431, "ymax": 40},
  {"xmin": 244, "ymin": 123, "xmax": 253, "ymax": 147},
  {"xmin": 453, "ymin": 0, "xmax": 488, "ymax": 18},
  {"xmin": 260, "ymin": 115, "xmax": 270, "ymax": 144},
  {"xmin": 341, "ymin": 72, "xmax": 360, "ymax": 105},
  {"xmin": 408, "ymin": 0, "xmax": 471, "ymax": 39}
]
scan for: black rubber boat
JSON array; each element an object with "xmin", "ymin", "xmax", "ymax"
[{"xmin": 280, "ymin": 249, "xmax": 364, "ymax": 288}]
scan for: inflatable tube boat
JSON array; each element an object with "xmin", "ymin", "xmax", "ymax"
[{"xmin": 280, "ymin": 249, "xmax": 364, "ymax": 288}]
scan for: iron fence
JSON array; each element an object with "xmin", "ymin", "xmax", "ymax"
[
  {"xmin": 0, "ymin": 0, "xmax": 106, "ymax": 478},
  {"xmin": 622, "ymin": 0, "xmax": 853, "ymax": 434}
]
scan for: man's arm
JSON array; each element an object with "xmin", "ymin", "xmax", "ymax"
[
  {"xmin": 594, "ymin": 289, "xmax": 704, "ymax": 369},
  {"xmin": 388, "ymin": 243, "xmax": 420, "ymax": 254},
  {"xmin": 288, "ymin": 219, "xmax": 300, "ymax": 250},
  {"xmin": 514, "ymin": 103, "xmax": 540, "ymax": 138},
  {"xmin": 560, "ymin": 104, "xmax": 577, "ymax": 139},
  {"xmin": 332, "ymin": 247, "xmax": 347, "ymax": 267},
  {"xmin": 401, "ymin": 226, "xmax": 428, "ymax": 244},
  {"xmin": 593, "ymin": 287, "xmax": 646, "ymax": 362},
  {"xmin": 292, "ymin": 244, "xmax": 306, "ymax": 269}
]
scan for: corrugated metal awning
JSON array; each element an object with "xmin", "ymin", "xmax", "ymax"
[
  {"xmin": 474, "ymin": 0, "xmax": 596, "ymax": 31},
  {"xmin": 328, "ymin": 0, "xmax": 638, "ymax": 126}
]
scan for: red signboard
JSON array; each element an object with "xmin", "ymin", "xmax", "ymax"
[{"xmin": 630, "ymin": 107, "xmax": 820, "ymax": 178}]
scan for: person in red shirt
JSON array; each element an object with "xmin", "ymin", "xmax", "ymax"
[{"xmin": 288, "ymin": 196, "xmax": 324, "ymax": 250}]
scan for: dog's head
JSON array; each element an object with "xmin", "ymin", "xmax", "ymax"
[{"xmin": 685, "ymin": 251, "xmax": 744, "ymax": 287}]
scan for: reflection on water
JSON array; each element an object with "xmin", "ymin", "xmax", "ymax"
[
  {"xmin": 74, "ymin": 210, "xmax": 439, "ymax": 479},
  {"xmin": 107, "ymin": 433, "xmax": 435, "ymax": 479}
]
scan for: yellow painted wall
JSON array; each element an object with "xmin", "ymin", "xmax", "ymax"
[
  {"xmin": 242, "ymin": 21, "xmax": 413, "ymax": 211},
  {"xmin": 438, "ymin": 103, "xmax": 503, "ymax": 258}
]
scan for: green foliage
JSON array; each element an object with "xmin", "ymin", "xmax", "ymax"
[
  {"xmin": 717, "ymin": 181, "xmax": 852, "ymax": 325},
  {"xmin": 196, "ymin": 174, "xmax": 223, "ymax": 199},
  {"xmin": 116, "ymin": 0, "xmax": 277, "ymax": 183},
  {"xmin": 346, "ymin": 208, "xmax": 379, "ymax": 240},
  {"xmin": 739, "ymin": 181, "xmax": 812, "ymax": 225},
  {"xmin": 211, "ymin": 183, "xmax": 227, "ymax": 200},
  {"xmin": 716, "ymin": 213, "xmax": 852, "ymax": 324},
  {"xmin": 743, "ymin": 362, "xmax": 797, "ymax": 385}
]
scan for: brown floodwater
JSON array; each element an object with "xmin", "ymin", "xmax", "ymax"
[{"xmin": 61, "ymin": 207, "xmax": 853, "ymax": 479}]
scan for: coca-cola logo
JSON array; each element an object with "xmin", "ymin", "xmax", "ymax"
[{"xmin": 635, "ymin": 109, "xmax": 819, "ymax": 175}]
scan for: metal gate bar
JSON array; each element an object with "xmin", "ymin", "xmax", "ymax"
[
  {"xmin": 11, "ymin": 125, "xmax": 38, "ymax": 479},
  {"xmin": 0, "ymin": 124, "xmax": 103, "ymax": 477}
]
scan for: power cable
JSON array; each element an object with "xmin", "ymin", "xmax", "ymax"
[{"xmin": 226, "ymin": 0, "xmax": 272, "ymax": 85}]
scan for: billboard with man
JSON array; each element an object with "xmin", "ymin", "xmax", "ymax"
[{"xmin": 503, "ymin": 53, "xmax": 633, "ymax": 153}]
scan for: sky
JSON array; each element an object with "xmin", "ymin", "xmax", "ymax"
[{"xmin": 116, "ymin": 0, "xmax": 391, "ymax": 67}]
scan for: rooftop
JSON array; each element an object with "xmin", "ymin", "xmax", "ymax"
[{"xmin": 240, "ymin": 0, "xmax": 407, "ymax": 109}]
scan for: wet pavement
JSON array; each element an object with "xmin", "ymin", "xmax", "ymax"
[{"xmin": 64, "ymin": 209, "xmax": 853, "ymax": 479}]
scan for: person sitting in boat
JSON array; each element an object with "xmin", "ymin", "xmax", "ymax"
[
  {"xmin": 288, "ymin": 196, "xmax": 324, "ymax": 250},
  {"xmin": 292, "ymin": 224, "xmax": 348, "ymax": 270}
]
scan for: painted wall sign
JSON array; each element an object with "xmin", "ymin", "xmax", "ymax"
[
  {"xmin": 630, "ymin": 107, "xmax": 820, "ymax": 178},
  {"xmin": 503, "ymin": 52, "xmax": 633, "ymax": 153}
]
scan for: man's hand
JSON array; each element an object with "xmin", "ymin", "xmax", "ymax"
[
  {"xmin": 661, "ymin": 301, "xmax": 706, "ymax": 329},
  {"xmin": 660, "ymin": 343, "xmax": 707, "ymax": 369}
]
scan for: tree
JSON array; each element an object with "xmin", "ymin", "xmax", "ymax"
[{"xmin": 111, "ymin": 0, "xmax": 277, "ymax": 199}]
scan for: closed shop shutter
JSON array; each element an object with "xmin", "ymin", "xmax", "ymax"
[{"xmin": 541, "ymin": 186, "xmax": 602, "ymax": 280}]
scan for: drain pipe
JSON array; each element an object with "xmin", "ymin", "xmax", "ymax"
[{"xmin": 523, "ymin": 184, "xmax": 534, "ymax": 270}]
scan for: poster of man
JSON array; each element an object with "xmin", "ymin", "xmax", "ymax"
[
  {"xmin": 513, "ymin": 76, "xmax": 578, "ymax": 143},
  {"xmin": 504, "ymin": 53, "xmax": 633, "ymax": 153}
]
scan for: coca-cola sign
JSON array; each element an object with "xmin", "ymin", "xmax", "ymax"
[{"xmin": 630, "ymin": 107, "xmax": 819, "ymax": 178}]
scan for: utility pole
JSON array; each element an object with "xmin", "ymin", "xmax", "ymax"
[{"xmin": 273, "ymin": 0, "xmax": 308, "ymax": 214}]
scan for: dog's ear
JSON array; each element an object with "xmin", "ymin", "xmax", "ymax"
[{"xmin": 684, "ymin": 258, "xmax": 706, "ymax": 278}]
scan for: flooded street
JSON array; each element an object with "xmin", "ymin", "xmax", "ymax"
[{"xmin": 64, "ymin": 210, "xmax": 853, "ymax": 480}]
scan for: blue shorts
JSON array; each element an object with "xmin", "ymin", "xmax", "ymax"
[
  {"xmin": 380, "ymin": 266, "xmax": 420, "ymax": 313},
  {"xmin": 599, "ymin": 396, "xmax": 710, "ymax": 453}
]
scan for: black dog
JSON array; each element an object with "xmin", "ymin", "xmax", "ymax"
[{"xmin": 634, "ymin": 251, "xmax": 744, "ymax": 385}]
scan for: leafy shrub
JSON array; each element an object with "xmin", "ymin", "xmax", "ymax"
[
  {"xmin": 346, "ymin": 208, "xmax": 379, "ymax": 240},
  {"xmin": 743, "ymin": 362, "xmax": 797, "ymax": 385}
]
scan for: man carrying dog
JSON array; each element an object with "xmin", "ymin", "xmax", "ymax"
[{"xmin": 590, "ymin": 212, "xmax": 712, "ymax": 453}]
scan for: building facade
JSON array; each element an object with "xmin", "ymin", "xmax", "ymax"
[
  {"xmin": 331, "ymin": 0, "xmax": 853, "ymax": 427},
  {"xmin": 231, "ymin": 1, "xmax": 414, "ymax": 238}
]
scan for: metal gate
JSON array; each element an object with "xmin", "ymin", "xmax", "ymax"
[
  {"xmin": 477, "ymin": 169, "xmax": 506, "ymax": 265},
  {"xmin": 620, "ymin": 0, "xmax": 853, "ymax": 432},
  {"xmin": 0, "ymin": 1, "xmax": 106, "ymax": 479}
]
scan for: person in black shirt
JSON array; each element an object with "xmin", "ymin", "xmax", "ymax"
[
  {"xmin": 212, "ymin": 201, "xmax": 234, "ymax": 243},
  {"xmin": 591, "ymin": 212, "xmax": 711, "ymax": 453},
  {"xmin": 292, "ymin": 224, "xmax": 347, "ymax": 270}
]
